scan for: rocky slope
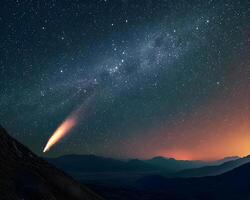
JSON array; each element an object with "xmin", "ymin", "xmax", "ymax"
[{"xmin": 0, "ymin": 125, "xmax": 104, "ymax": 200}]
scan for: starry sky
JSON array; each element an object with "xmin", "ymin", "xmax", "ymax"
[{"xmin": 0, "ymin": 0, "xmax": 249, "ymax": 160}]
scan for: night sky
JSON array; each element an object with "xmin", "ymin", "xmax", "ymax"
[{"xmin": 0, "ymin": 0, "xmax": 249, "ymax": 160}]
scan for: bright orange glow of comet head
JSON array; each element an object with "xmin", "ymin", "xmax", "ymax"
[{"xmin": 43, "ymin": 116, "xmax": 77, "ymax": 153}]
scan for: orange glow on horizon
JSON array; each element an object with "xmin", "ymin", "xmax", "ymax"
[{"xmin": 117, "ymin": 63, "xmax": 249, "ymax": 161}]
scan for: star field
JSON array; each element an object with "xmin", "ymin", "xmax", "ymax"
[{"xmin": 0, "ymin": 0, "xmax": 249, "ymax": 159}]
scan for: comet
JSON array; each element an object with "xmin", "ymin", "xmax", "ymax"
[
  {"xmin": 42, "ymin": 93, "xmax": 96, "ymax": 153},
  {"xmin": 43, "ymin": 116, "xmax": 77, "ymax": 153}
]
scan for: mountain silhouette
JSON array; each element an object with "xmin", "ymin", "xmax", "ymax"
[
  {"xmin": 175, "ymin": 155, "xmax": 250, "ymax": 177},
  {"xmin": 145, "ymin": 156, "xmax": 208, "ymax": 172},
  {"xmin": 0, "ymin": 125, "xmax": 103, "ymax": 200},
  {"xmin": 46, "ymin": 154, "xmax": 234, "ymax": 174},
  {"xmin": 46, "ymin": 154, "xmax": 158, "ymax": 173},
  {"xmin": 136, "ymin": 161, "xmax": 250, "ymax": 200}
]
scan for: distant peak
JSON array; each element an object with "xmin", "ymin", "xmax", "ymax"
[
  {"xmin": 223, "ymin": 156, "xmax": 240, "ymax": 159},
  {"xmin": 151, "ymin": 156, "xmax": 172, "ymax": 160}
]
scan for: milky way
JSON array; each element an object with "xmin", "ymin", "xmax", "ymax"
[{"xmin": 0, "ymin": 0, "xmax": 249, "ymax": 159}]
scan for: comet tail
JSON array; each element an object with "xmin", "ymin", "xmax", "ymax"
[{"xmin": 43, "ymin": 117, "xmax": 77, "ymax": 153}]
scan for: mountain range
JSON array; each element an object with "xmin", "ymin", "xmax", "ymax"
[
  {"xmin": 134, "ymin": 161, "xmax": 250, "ymax": 200},
  {"xmin": 46, "ymin": 154, "xmax": 239, "ymax": 175},
  {"xmin": 47, "ymin": 155, "xmax": 156, "ymax": 173},
  {"xmin": 175, "ymin": 155, "xmax": 250, "ymax": 177},
  {"xmin": 2, "ymin": 124, "xmax": 250, "ymax": 200},
  {"xmin": 87, "ymin": 161, "xmax": 250, "ymax": 200}
]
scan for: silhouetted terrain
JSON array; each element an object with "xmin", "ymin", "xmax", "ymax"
[
  {"xmin": 91, "ymin": 162, "xmax": 250, "ymax": 200},
  {"xmin": 145, "ymin": 156, "xmax": 207, "ymax": 172},
  {"xmin": 47, "ymin": 154, "xmax": 157, "ymax": 172},
  {"xmin": 0, "ymin": 126, "xmax": 103, "ymax": 200},
  {"xmin": 46, "ymin": 155, "xmax": 162, "ymax": 187},
  {"xmin": 46, "ymin": 153, "xmax": 242, "ymax": 191},
  {"xmin": 175, "ymin": 155, "xmax": 250, "ymax": 177},
  {"xmin": 46, "ymin": 154, "xmax": 235, "ymax": 175},
  {"xmin": 3, "ymin": 122, "xmax": 247, "ymax": 200}
]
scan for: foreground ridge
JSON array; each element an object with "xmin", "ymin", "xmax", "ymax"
[{"xmin": 0, "ymin": 125, "xmax": 104, "ymax": 200}]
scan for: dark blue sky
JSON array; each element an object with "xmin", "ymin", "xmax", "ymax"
[{"xmin": 0, "ymin": 0, "xmax": 249, "ymax": 159}]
